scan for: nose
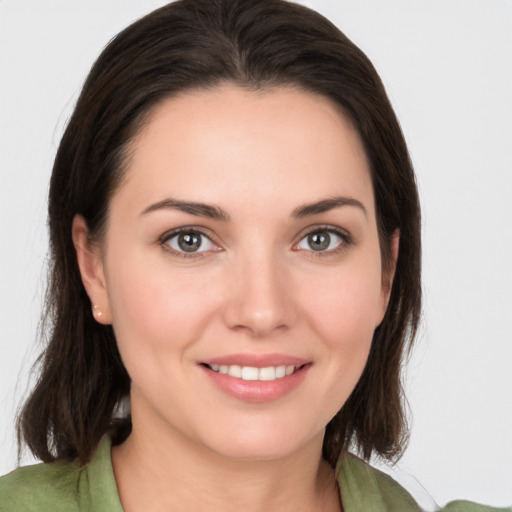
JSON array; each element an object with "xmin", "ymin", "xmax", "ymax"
[{"xmin": 222, "ymin": 249, "xmax": 296, "ymax": 337}]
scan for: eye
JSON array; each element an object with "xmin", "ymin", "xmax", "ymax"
[
  {"xmin": 164, "ymin": 230, "xmax": 216, "ymax": 254},
  {"xmin": 296, "ymin": 229, "xmax": 346, "ymax": 253}
]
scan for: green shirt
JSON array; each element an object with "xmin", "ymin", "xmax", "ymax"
[{"xmin": 0, "ymin": 436, "xmax": 509, "ymax": 511}]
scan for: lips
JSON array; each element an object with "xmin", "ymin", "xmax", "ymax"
[{"xmin": 199, "ymin": 354, "xmax": 311, "ymax": 402}]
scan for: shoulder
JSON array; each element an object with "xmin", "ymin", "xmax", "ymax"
[
  {"xmin": 0, "ymin": 436, "xmax": 123, "ymax": 512},
  {"xmin": 440, "ymin": 501, "xmax": 512, "ymax": 512},
  {"xmin": 337, "ymin": 453, "xmax": 511, "ymax": 512},
  {"xmin": 337, "ymin": 452, "xmax": 423, "ymax": 511},
  {"xmin": 0, "ymin": 459, "xmax": 82, "ymax": 512}
]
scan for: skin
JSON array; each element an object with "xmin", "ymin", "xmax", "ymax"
[{"xmin": 73, "ymin": 85, "xmax": 397, "ymax": 512}]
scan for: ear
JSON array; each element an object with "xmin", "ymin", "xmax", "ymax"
[
  {"xmin": 72, "ymin": 215, "xmax": 112, "ymax": 324},
  {"xmin": 378, "ymin": 229, "xmax": 400, "ymax": 322}
]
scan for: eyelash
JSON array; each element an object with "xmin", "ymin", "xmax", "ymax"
[
  {"xmin": 294, "ymin": 225, "xmax": 353, "ymax": 258},
  {"xmin": 158, "ymin": 225, "xmax": 354, "ymax": 259},
  {"xmin": 159, "ymin": 227, "xmax": 218, "ymax": 260}
]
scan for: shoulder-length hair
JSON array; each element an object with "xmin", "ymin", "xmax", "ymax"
[{"xmin": 18, "ymin": 0, "xmax": 421, "ymax": 468}]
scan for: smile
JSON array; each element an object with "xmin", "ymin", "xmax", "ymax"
[
  {"xmin": 205, "ymin": 364, "xmax": 299, "ymax": 381},
  {"xmin": 199, "ymin": 357, "xmax": 311, "ymax": 402}
]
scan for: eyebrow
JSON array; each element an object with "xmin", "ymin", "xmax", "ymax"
[
  {"xmin": 291, "ymin": 196, "xmax": 367, "ymax": 218},
  {"xmin": 141, "ymin": 195, "xmax": 366, "ymax": 221},
  {"xmin": 141, "ymin": 199, "xmax": 230, "ymax": 221}
]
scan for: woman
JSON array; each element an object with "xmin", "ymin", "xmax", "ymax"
[{"xmin": 0, "ymin": 1, "xmax": 509, "ymax": 510}]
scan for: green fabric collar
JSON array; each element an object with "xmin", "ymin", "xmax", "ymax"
[
  {"xmin": 336, "ymin": 451, "xmax": 422, "ymax": 511},
  {"xmin": 79, "ymin": 436, "xmax": 124, "ymax": 511}
]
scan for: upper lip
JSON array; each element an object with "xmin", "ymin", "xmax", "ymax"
[{"xmin": 200, "ymin": 353, "xmax": 310, "ymax": 368}]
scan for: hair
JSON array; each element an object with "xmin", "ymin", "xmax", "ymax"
[{"xmin": 18, "ymin": 0, "xmax": 421, "ymax": 468}]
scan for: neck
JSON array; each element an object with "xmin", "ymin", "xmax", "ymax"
[{"xmin": 111, "ymin": 405, "xmax": 341, "ymax": 512}]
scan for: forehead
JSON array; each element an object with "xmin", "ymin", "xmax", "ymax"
[{"xmin": 115, "ymin": 84, "xmax": 374, "ymax": 218}]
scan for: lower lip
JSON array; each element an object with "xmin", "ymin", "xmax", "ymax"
[{"xmin": 200, "ymin": 364, "xmax": 311, "ymax": 403}]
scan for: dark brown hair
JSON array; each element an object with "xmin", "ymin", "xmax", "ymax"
[{"xmin": 18, "ymin": 0, "xmax": 421, "ymax": 468}]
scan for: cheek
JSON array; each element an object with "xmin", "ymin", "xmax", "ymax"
[
  {"xmin": 104, "ymin": 254, "xmax": 220, "ymax": 362},
  {"xmin": 301, "ymin": 261, "xmax": 384, "ymax": 341},
  {"xmin": 297, "ymin": 257, "xmax": 383, "ymax": 387}
]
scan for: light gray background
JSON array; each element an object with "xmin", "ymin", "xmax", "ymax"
[{"xmin": 0, "ymin": 1, "xmax": 511, "ymax": 509}]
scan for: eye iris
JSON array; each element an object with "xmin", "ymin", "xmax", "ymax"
[
  {"xmin": 308, "ymin": 232, "xmax": 330, "ymax": 251},
  {"xmin": 178, "ymin": 232, "xmax": 202, "ymax": 252}
]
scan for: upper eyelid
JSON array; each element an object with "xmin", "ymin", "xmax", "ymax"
[
  {"xmin": 159, "ymin": 226, "xmax": 216, "ymax": 243},
  {"xmin": 293, "ymin": 225, "xmax": 353, "ymax": 253},
  {"xmin": 157, "ymin": 224, "xmax": 352, "ymax": 249},
  {"xmin": 296, "ymin": 224, "xmax": 351, "ymax": 240},
  {"xmin": 159, "ymin": 228, "xmax": 220, "ymax": 258}
]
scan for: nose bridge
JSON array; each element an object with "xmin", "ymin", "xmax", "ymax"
[{"xmin": 223, "ymin": 243, "xmax": 294, "ymax": 336}]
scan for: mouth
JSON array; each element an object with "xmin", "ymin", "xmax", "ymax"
[
  {"xmin": 198, "ymin": 357, "xmax": 311, "ymax": 402},
  {"xmin": 201, "ymin": 363, "xmax": 307, "ymax": 382}
]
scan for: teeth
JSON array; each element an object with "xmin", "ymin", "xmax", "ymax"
[
  {"xmin": 241, "ymin": 367, "xmax": 259, "ymax": 380},
  {"xmin": 275, "ymin": 365, "xmax": 286, "ymax": 378},
  {"xmin": 207, "ymin": 364, "xmax": 298, "ymax": 381},
  {"xmin": 228, "ymin": 365, "xmax": 242, "ymax": 378},
  {"xmin": 258, "ymin": 366, "xmax": 275, "ymax": 381}
]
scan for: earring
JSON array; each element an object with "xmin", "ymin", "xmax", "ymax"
[{"xmin": 92, "ymin": 305, "xmax": 103, "ymax": 318}]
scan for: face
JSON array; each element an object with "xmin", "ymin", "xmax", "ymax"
[{"xmin": 75, "ymin": 85, "xmax": 394, "ymax": 462}]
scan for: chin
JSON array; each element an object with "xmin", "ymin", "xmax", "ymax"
[
  {"xmin": 208, "ymin": 437, "xmax": 307, "ymax": 462},
  {"xmin": 194, "ymin": 417, "xmax": 325, "ymax": 463}
]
